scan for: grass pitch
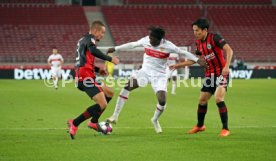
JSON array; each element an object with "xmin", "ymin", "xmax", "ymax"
[{"xmin": 0, "ymin": 79, "xmax": 276, "ymax": 161}]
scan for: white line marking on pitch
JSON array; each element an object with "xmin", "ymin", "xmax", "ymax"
[{"xmin": 0, "ymin": 125, "xmax": 276, "ymax": 131}]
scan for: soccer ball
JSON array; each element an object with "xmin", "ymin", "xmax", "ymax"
[{"xmin": 98, "ymin": 121, "xmax": 113, "ymax": 135}]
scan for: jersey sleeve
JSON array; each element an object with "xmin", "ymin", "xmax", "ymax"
[
  {"xmin": 59, "ymin": 55, "xmax": 64, "ymax": 62},
  {"xmin": 170, "ymin": 43, "xmax": 199, "ymax": 62},
  {"xmin": 115, "ymin": 36, "xmax": 146, "ymax": 51},
  {"xmin": 213, "ymin": 34, "xmax": 227, "ymax": 49},
  {"xmin": 169, "ymin": 42, "xmax": 181, "ymax": 54},
  {"xmin": 176, "ymin": 53, "xmax": 180, "ymax": 60},
  {"xmin": 87, "ymin": 38, "xmax": 112, "ymax": 62}
]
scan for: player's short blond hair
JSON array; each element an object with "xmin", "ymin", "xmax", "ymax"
[{"xmin": 90, "ymin": 21, "xmax": 105, "ymax": 31}]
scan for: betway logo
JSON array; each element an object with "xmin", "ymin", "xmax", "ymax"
[
  {"xmin": 230, "ymin": 69, "xmax": 253, "ymax": 79},
  {"xmin": 14, "ymin": 68, "xmax": 71, "ymax": 80}
]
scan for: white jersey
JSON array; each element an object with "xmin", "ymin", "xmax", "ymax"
[
  {"xmin": 115, "ymin": 36, "xmax": 198, "ymax": 73},
  {"xmin": 167, "ymin": 53, "xmax": 179, "ymax": 66},
  {"xmin": 48, "ymin": 54, "xmax": 63, "ymax": 68}
]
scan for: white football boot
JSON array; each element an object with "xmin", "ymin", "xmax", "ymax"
[
  {"xmin": 106, "ymin": 115, "xmax": 118, "ymax": 124},
  {"xmin": 151, "ymin": 118, "xmax": 162, "ymax": 133}
]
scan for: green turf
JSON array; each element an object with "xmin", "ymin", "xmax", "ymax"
[{"xmin": 0, "ymin": 79, "xmax": 276, "ymax": 161}]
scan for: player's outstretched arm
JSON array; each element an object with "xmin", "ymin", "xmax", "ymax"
[
  {"xmin": 106, "ymin": 41, "xmax": 141, "ymax": 55},
  {"xmin": 196, "ymin": 57, "xmax": 208, "ymax": 68},
  {"xmin": 178, "ymin": 50, "xmax": 207, "ymax": 67},
  {"xmin": 169, "ymin": 60, "xmax": 195, "ymax": 70},
  {"xmin": 111, "ymin": 56, "xmax": 119, "ymax": 65},
  {"xmin": 178, "ymin": 50, "xmax": 198, "ymax": 62},
  {"xmin": 88, "ymin": 45, "xmax": 120, "ymax": 65},
  {"xmin": 112, "ymin": 41, "xmax": 141, "ymax": 52}
]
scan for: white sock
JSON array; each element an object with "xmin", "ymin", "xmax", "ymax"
[
  {"xmin": 113, "ymin": 88, "xmax": 130, "ymax": 118},
  {"xmin": 152, "ymin": 104, "xmax": 166, "ymax": 121},
  {"xmin": 53, "ymin": 78, "xmax": 58, "ymax": 87},
  {"xmin": 172, "ymin": 81, "xmax": 176, "ymax": 94}
]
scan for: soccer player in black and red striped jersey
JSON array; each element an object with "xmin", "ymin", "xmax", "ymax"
[
  {"xmin": 67, "ymin": 21, "xmax": 119, "ymax": 139},
  {"xmin": 170, "ymin": 18, "xmax": 233, "ymax": 137}
]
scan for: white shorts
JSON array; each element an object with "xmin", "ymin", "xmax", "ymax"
[
  {"xmin": 166, "ymin": 66, "xmax": 177, "ymax": 79},
  {"xmin": 131, "ymin": 68, "xmax": 167, "ymax": 93},
  {"xmin": 51, "ymin": 67, "xmax": 61, "ymax": 78}
]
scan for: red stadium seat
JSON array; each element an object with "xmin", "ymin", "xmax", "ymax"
[
  {"xmin": 207, "ymin": 6, "xmax": 276, "ymax": 62},
  {"xmin": 0, "ymin": 5, "xmax": 88, "ymax": 63},
  {"xmin": 202, "ymin": 0, "xmax": 271, "ymax": 5},
  {"xmin": 123, "ymin": 0, "xmax": 196, "ymax": 5}
]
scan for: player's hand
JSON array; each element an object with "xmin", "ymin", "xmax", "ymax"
[
  {"xmin": 111, "ymin": 56, "xmax": 120, "ymax": 65},
  {"xmin": 197, "ymin": 57, "xmax": 208, "ymax": 68},
  {"xmin": 222, "ymin": 66, "xmax": 230, "ymax": 76},
  {"xmin": 169, "ymin": 64, "xmax": 178, "ymax": 70},
  {"xmin": 99, "ymin": 68, "xmax": 108, "ymax": 76},
  {"xmin": 107, "ymin": 48, "xmax": 115, "ymax": 53},
  {"xmin": 195, "ymin": 50, "xmax": 202, "ymax": 56}
]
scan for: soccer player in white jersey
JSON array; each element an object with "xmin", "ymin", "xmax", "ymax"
[
  {"xmin": 106, "ymin": 26, "xmax": 206, "ymax": 133},
  {"xmin": 166, "ymin": 53, "xmax": 179, "ymax": 95},
  {"xmin": 47, "ymin": 48, "xmax": 64, "ymax": 89}
]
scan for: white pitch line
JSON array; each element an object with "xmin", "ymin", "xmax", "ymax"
[{"xmin": 0, "ymin": 125, "xmax": 276, "ymax": 131}]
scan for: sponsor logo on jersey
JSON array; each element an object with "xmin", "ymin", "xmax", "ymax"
[
  {"xmin": 145, "ymin": 48, "xmax": 169, "ymax": 59},
  {"xmin": 91, "ymin": 38, "xmax": 96, "ymax": 45},
  {"xmin": 204, "ymin": 52, "xmax": 215, "ymax": 60}
]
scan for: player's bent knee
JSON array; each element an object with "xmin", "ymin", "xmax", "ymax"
[
  {"xmin": 199, "ymin": 98, "xmax": 208, "ymax": 105},
  {"xmin": 172, "ymin": 76, "xmax": 177, "ymax": 81},
  {"xmin": 102, "ymin": 86, "xmax": 114, "ymax": 98},
  {"xmin": 98, "ymin": 102, "xmax": 108, "ymax": 110},
  {"xmin": 158, "ymin": 100, "xmax": 166, "ymax": 106},
  {"xmin": 105, "ymin": 89, "xmax": 114, "ymax": 98},
  {"xmin": 215, "ymin": 97, "xmax": 224, "ymax": 103}
]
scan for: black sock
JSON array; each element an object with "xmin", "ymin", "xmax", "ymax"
[
  {"xmin": 73, "ymin": 106, "xmax": 92, "ymax": 127},
  {"xmin": 85, "ymin": 96, "xmax": 112, "ymax": 123},
  {"xmin": 217, "ymin": 101, "xmax": 229, "ymax": 130},
  {"xmin": 87, "ymin": 104, "xmax": 103, "ymax": 123},
  {"xmin": 105, "ymin": 96, "xmax": 112, "ymax": 103},
  {"xmin": 73, "ymin": 104, "xmax": 102, "ymax": 126},
  {"xmin": 197, "ymin": 104, "xmax": 207, "ymax": 127},
  {"xmin": 90, "ymin": 97, "xmax": 112, "ymax": 123}
]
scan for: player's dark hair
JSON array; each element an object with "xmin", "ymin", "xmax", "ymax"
[
  {"xmin": 192, "ymin": 19, "xmax": 209, "ymax": 30},
  {"xmin": 149, "ymin": 26, "xmax": 165, "ymax": 40}
]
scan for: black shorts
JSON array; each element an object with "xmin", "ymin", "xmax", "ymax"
[
  {"xmin": 77, "ymin": 79, "xmax": 103, "ymax": 99},
  {"xmin": 201, "ymin": 75, "xmax": 229, "ymax": 95}
]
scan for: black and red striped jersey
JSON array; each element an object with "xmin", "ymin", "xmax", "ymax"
[
  {"xmin": 195, "ymin": 33, "xmax": 227, "ymax": 77},
  {"xmin": 75, "ymin": 33, "xmax": 112, "ymax": 81}
]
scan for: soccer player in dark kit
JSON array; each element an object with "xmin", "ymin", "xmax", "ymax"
[
  {"xmin": 170, "ymin": 18, "xmax": 233, "ymax": 137},
  {"xmin": 67, "ymin": 21, "xmax": 119, "ymax": 139}
]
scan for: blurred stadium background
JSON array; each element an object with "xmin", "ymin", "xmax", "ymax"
[{"xmin": 0, "ymin": 0, "xmax": 276, "ymax": 79}]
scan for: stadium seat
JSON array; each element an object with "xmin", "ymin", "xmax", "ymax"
[
  {"xmin": 207, "ymin": 5, "xmax": 276, "ymax": 61},
  {"xmin": 102, "ymin": 5, "xmax": 201, "ymax": 63},
  {"xmin": 0, "ymin": 5, "xmax": 88, "ymax": 63},
  {"xmin": 202, "ymin": 0, "xmax": 271, "ymax": 5},
  {"xmin": 123, "ymin": 0, "xmax": 196, "ymax": 5}
]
